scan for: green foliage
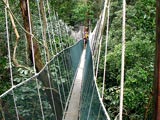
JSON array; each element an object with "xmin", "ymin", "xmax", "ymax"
[
  {"xmin": 0, "ymin": 1, "xmax": 10, "ymax": 95},
  {"xmin": 0, "ymin": 0, "xmax": 156, "ymax": 119},
  {"xmin": 51, "ymin": 0, "xmax": 101, "ymax": 26},
  {"xmin": 97, "ymin": 0, "xmax": 155, "ymax": 119},
  {"xmin": 50, "ymin": 0, "xmax": 76, "ymax": 25},
  {"xmin": 101, "ymin": 39, "xmax": 154, "ymax": 119},
  {"xmin": 71, "ymin": 2, "xmax": 88, "ymax": 25}
]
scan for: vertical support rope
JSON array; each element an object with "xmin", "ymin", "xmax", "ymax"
[
  {"xmin": 26, "ymin": 0, "xmax": 45, "ymax": 119},
  {"xmin": 45, "ymin": 1, "xmax": 66, "ymax": 112},
  {"xmin": 97, "ymin": 3, "xmax": 111, "ymax": 118},
  {"xmin": 95, "ymin": 37, "xmax": 102, "ymax": 79},
  {"xmin": 119, "ymin": 0, "xmax": 126, "ymax": 119},
  {"xmin": 5, "ymin": 0, "xmax": 13, "ymax": 87},
  {"xmin": 42, "ymin": 1, "xmax": 54, "ymax": 57},
  {"xmin": 102, "ymin": 0, "xmax": 110, "ymax": 99},
  {"xmin": 54, "ymin": 12, "xmax": 70, "ymax": 104},
  {"xmin": 47, "ymin": 1, "xmax": 68, "ymax": 112},
  {"xmin": 37, "ymin": 1, "xmax": 57, "ymax": 119},
  {"xmin": 37, "ymin": 0, "xmax": 48, "ymax": 62},
  {"xmin": 5, "ymin": 1, "xmax": 19, "ymax": 119},
  {"xmin": 48, "ymin": 10, "xmax": 58, "ymax": 54},
  {"xmin": 55, "ymin": 13, "xmax": 63, "ymax": 51}
]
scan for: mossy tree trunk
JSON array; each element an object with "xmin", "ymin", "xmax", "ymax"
[{"xmin": 19, "ymin": 0, "xmax": 62, "ymax": 119}]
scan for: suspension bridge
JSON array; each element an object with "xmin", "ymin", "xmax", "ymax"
[{"xmin": 0, "ymin": 0, "xmax": 127, "ymax": 120}]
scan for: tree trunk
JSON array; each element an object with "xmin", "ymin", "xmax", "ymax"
[
  {"xmin": 19, "ymin": 0, "xmax": 62, "ymax": 119},
  {"xmin": 154, "ymin": 0, "xmax": 160, "ymax": 119},
  {"xmin": 39, "ymin": 0, "xmax": 50, "ymax": 61}
]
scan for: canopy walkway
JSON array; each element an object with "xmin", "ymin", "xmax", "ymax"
[
  {"xmin": 0, "ymin": 40, "xmax": 110, "ymax": 120},
  {"xmin": 0, "ymin": 0, "xmax": 127, "ymax": 119}
]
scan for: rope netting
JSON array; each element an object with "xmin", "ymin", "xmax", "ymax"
[
  {"xmin": 80, "ymin": 44, "xmax": 110, "ymax": 120},
  {"xmin": 0, "ymin": 0, "xmax": 81, "ymax": 120},
  {"xmin": 89, "ymin": 0, "xmax": 126, "ymax": 119}
]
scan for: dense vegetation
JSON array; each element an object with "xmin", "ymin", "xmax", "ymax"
[
  {"xmin": 56, "ymin": 0, "xmax": 155, "ymax": 119},
  {"xmin": 98, "ymin": 0, "xmax": 155, "ymax": 119},
  {"xmin": 0, "ymin": 0, "xmax": 155, "ymax": 119}
]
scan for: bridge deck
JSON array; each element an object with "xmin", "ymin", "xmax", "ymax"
[{"xmin": 64, "ymin": 49, "xmax": 86, "ymax": 120}]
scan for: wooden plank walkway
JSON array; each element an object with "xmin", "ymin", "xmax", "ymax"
[{"xmin": 64, "ymin": 49, "xmax": 86, "ymax": 120}]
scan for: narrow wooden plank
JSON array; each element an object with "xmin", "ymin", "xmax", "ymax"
[{"xmin": 64, "ymin": 49, "xmax": 86, "ymax": 120}]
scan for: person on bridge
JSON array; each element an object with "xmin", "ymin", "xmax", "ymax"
[{"xmin": 83, "ymin": 27, "xmax": 89, "ymax": 48}]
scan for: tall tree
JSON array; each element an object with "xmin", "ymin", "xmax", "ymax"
[
  {"xmin": 19, "ymin": 0, "xmax": 62, "ymax": 119},
  {"xmin": 154, "ymin": 0, "xmax": 160, "ymax": 119}
]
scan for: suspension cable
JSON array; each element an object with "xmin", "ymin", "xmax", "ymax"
[
  {"xmin": 102, "ymin": 0, "xmax": 110, "ymax": 99},
  {"xmin": 5, "ymin": 0, "xmax": 19, "ymax": 119},
  {"xmin": 119, "ymin": 0, "xmax": 126, "ymax": 119}
]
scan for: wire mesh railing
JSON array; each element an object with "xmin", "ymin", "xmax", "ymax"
[
  {"xmin": 79, "ymin": 43, "xmax": 110, "ymax": 120},
  {"xmin": 0, "ymin": 40, "xmax": 83, "ymax": 120}
]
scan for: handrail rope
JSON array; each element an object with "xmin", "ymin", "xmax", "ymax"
[
  {"xmin": 5, "ymin": 1, "xmax": 19, "ymax": 120},
  {"xmin": 0, "ymin": 40, "xmax": 83, "ymax": 97},
  {"xmin": 37, "ymin": 1, "xmax": 57, "ymax": 119},
  {"xmin": 102, "ymin": 0, "xmax": 110, "ymax": 99},
  {"xmin": 119, "ymin": 0, "xmax": 126, "ymax": 119},
  {"xmin": 27, "ymin": 0, "xmax": 45, "ymax": 119}
]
